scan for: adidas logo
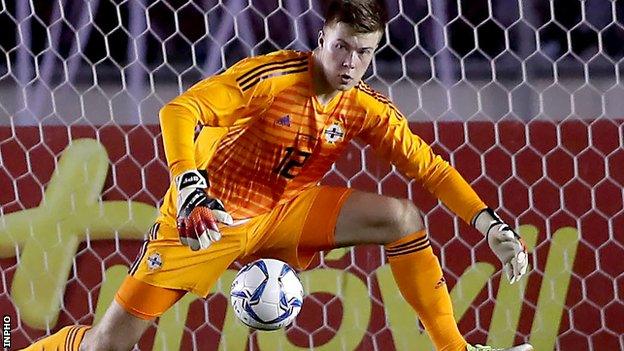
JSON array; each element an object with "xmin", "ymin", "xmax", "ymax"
[
  {"xmin": 275, "ymin": 115, "xmax": 291, "ymax": 127},
  {"xmin": 434, "ymin": 276, "xmax": 446, "ymax": 289}
]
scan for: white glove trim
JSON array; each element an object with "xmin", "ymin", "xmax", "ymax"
[
  {"xmin": 473, "ymin": 208, "xmax": 529, "ymax": 284},
  {"xmin": 472, "ymin": 208, "xmax": 503, "ymax": 236},
  {"xmin": 175, "ymin": 169, "xmax": 209, "ymax": 190}
]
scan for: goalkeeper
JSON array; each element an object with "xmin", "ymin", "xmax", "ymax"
[{"xmin": 24, "ymin": 0, "xmax": 531, "ymax": 350}]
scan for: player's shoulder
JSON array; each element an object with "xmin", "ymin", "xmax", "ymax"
[
  {"xmin": 235, "ymin": 49, "xmax": 309, "ymax": 67},
  {"xmin": 227, "ymin": 50, "xmax": 310, "ymax": 92},
  {"xmin": 353, "ymin": 82, "xmax": 404, "ymax": 118}
]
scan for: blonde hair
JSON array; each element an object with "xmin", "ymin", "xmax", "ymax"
[{"xmin": 323, "ymin": 0, "xmax": 388, "ymax": 34}]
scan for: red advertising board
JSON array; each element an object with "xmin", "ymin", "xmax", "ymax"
[{"xmin": 1, "ymin": 120, "xmax": 622, "ymax": 350}]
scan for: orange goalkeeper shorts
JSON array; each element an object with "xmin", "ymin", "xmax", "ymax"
[{"xmin": 116, "ymin": 185, "xmax": 352, "ymax": 319}]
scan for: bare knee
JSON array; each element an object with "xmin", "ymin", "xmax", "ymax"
[
  {"xmin": 383, "ymin": 198, "xmax": 424, "ymax": 243},
  {"xmin": 334, "ymin": 191, "xmax": 426, "ymax": 247}
]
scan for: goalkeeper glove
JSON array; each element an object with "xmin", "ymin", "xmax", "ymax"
[
  {"xmin": 472, "ymin": 208, "xmax": 528, "ymax": 284},
  {"xmin": 175, "ymin": 170, "xmax": 233, "ymax": 251}
]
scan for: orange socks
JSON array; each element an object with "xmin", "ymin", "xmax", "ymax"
[
  {"xmin": 22, "ymin": 325, "xmax": 89, "ymax": 351},
  {"xmin": 386, "ymin": 230, "xmax": 467, "ymax": 351}
]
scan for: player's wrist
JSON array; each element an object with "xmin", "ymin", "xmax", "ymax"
[
  {"xmin": 471, "ymin": 207, "xmax": 503, "ymax": 236},
  {"xmin": 175, "ymin": 169, "xmax": 210, "ymax": 190}
]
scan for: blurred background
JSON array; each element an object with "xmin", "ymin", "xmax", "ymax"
[{"xmin": 2, "ymin": 0, "xmax": 624, "ymax": 125}]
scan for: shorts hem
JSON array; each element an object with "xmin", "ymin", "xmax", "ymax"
[
  {"xmin": 296, "ymin": 186, "xmax": 353, "ymax": 269},
  {"xmin": 114, "ymin": 292, "xmax": 158, "ymax": 321}
]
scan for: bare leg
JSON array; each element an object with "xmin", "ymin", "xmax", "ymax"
[
  {"xmin": 80, "ymin": 300, "xmax": 152, "ymax": 351},
  {"xmin": 334, "ymin": 190, "xmax": 424, "ymax": 246},
  {"xmin": 332, "ymin": 190, "xmax": 467, "ymax": 350}
]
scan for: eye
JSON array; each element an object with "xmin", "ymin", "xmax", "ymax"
[{"xmin": 336, "ymin": 43, "xmax": 347, "ymax": 50}]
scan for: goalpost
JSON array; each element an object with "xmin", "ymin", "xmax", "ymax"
[{"xmin": 1, "ymin": 1, "xmax": 622, "ymax": 350}]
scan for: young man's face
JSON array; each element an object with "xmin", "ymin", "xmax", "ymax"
[{"xmin": 317, "ymin": 22, "xmax": 383, "ymax": 91}]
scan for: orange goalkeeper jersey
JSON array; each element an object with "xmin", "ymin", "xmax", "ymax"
[{"xmin": 158, "ymin": 50, "xmax": 485, "ymax": 225}]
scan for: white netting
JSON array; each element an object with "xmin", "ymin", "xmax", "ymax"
[{"xmin": 1, "ymin": 1, "xmax": 622, "ymax": 350}]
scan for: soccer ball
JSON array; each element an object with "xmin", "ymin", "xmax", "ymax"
[{"xmin": 230, "ymin": 258, "xmax": 304, "ymax": 331}]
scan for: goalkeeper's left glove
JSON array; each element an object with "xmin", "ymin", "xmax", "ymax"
[{"xmin": 472, "ymin": 208, "xmax": 528, "ymax": 284}]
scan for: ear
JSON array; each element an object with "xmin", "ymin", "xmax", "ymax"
[{"xmin": 318, "ymin": 30, "xmax": 325, "ymax": 47}]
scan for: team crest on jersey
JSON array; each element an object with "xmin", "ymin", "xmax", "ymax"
[
  {"xmin": 147, "ymin": 252, "xmax": 163, "ymax": 271},
  {"xmin": 323, "ymin": 122, "xmax": 345, "ymax": 144}
]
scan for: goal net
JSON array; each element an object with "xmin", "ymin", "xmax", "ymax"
[{"xmin": 1, "ymin": 1, "xmax": 622, "ymax": 350}]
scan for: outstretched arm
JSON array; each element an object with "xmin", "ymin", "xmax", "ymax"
[
  {"xmin": 361, "ymin": 107, "xmax": 528, "ymax": 283},
  {"xmin": 360, "ymin": 107, "xmax": 485, "ymax": 223}
]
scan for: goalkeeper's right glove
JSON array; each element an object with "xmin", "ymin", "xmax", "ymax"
[{"xmin": 175, "ymin": 170, "xmax": 233, "ymax": 251}]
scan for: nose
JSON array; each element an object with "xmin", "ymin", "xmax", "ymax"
[{"xmin": 342, "ymin": 51, "xmax": 356, "ymax": 69}]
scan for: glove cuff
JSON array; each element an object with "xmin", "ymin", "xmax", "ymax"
[
  {"xmin": 472, "ymin": 207, "xmax": 503, "ymax": 236},
  {"xmin": 175, "ymin": 169, "xmax": 209, "ymax": 190}
]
